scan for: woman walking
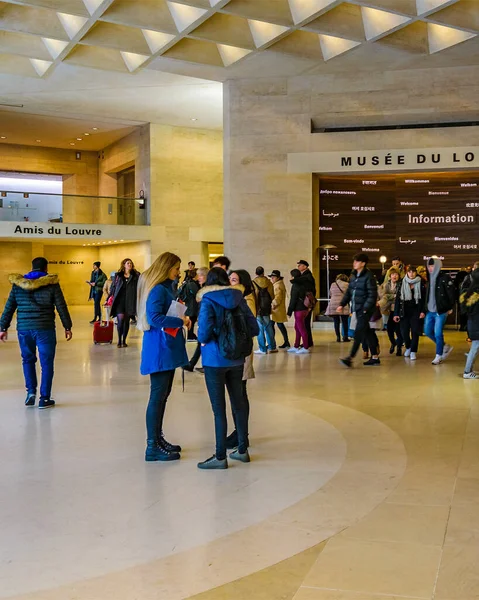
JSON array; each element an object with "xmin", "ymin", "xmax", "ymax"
[
  {"xmin": 137, "ymin": 252, "xmax": 190, "ymax": 462},
  {"xmin": 197, "ymin": 267, "xmax": 259, "ymax": 470},
  {"xmin": 393, "ymin": 265, "xmax": 426, "ymax": 361},
  {"xmin": 287, "ymin": 269, "xmax": 311, "ymax": 354},
  {"xmin": 110, "ymin": 258, "xmax": 140, "ymax": 347},
  {"xmin": 379, "ymin": 268, "xmax": 403, "ymax": 355},
  {"xmin": 325, "ymin": 274, "xmax": 350, "ymax": 342}
]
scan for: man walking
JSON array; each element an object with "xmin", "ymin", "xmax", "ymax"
[
  {"xmin": 338, "ymin": 253, "xmax": 379, "ymax": 367},
  {"xmin": 88, "ymin": 261, "xmax": 106, "ymax": 324},
  {"xmin": 0, "ymin": 257, "xmax": 73, "ymax": 408},
  {"xmin": 297, "ymin": 259, "xmax": 316, "ymax": 347},
  {"xmin": 253, "ymin": 266, "xmax": 277, "ymax": 355},
  {"xmin": 425, "ymin": 258, "xmax": 456, "ymax": 365}
]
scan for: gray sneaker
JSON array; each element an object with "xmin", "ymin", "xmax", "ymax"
[
  {"xmin": 197, "ymin": 456, "xmax": 228, "ymax": 470},
  {"xmin": 229, "ymin": 449, "xmax": 251, "ymax": 463}
]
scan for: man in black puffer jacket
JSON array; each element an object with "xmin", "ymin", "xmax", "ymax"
[
  {"xmin": 0, "ymin": 257, "xmax": 73, "ymax": 409},
  {"xmin": 337, "ymin": 253, "xmax": 379, "ymax": 367}
]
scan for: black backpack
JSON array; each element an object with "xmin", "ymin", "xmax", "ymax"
[
  {"xmin": 216, "ymin": 305, "xmax": 253, "ymax": 361},
  {"xmin": 253, "ymin": 282, "xmax": 272, "ymax": 316}
]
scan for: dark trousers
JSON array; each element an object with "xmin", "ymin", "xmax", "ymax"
[
  {"xmin": 350, "ymin": 313, "xmax": 378, "ymax": 358},
  {"xmin": 387, "ymin": 315, "xmax": 403, "ymax": 347},
  {"xmin": 333, "ymin": 315, "xmax": 349, "ymax": 340},
  {"xmin": 229, "ymin": 380, "xmax": 250, "ymax": 444},
  {"xmin": 204, "ymin": 365, "xmax": 247, "ymax": 460},
  {"xmin": 18, "ymin": 330, "xmax": 57, "ymax": 400},
  {"xmin": 305, "ymin": 310, "xmax": 314, "ymax": 347},
  {"xmin": 188, "ymin": 315, "xmax": 198, "ymax": 340},
  {"xmin": 401, "ymin": 312, "xmax": 421, "ymax": 352},
  {"xmin": 146, "ymin": 370, "xmax": 175, "ymax": 441},
  {"xmin": 93, "ymin": 291, "xmax": 103, "ymax": 321},
  {"xmin": 188, "ymin": 342, "xmax": 201, "ymax": 368},
  {"xmin": 116, "ymin": 313, "xmax": 132, "ymax": 344},
  {"xmin": 273, "ymin": 321, "xmax": 290, "ymax": 346}
]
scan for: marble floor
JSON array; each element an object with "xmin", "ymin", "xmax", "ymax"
[{"xmin": 1, "ymin": 307, "xmax": 478, "ymax": 600}]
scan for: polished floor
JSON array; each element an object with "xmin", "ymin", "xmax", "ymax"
[{"xmin": 0, "ymin": 308, "xmax": 478, "ymax": 600}]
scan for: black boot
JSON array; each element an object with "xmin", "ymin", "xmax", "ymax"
[
  {"xmin": 145, "ymin": 439, "xmax": 180, "ymax": 462},
  {"xmin": 160, "ymin": 432, "xmax": 182, "ymax": 453}
]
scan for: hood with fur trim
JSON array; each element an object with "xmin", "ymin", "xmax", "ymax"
[
  {"xmin": 9, "ymin": 273, "xmax": 59, "ymax": 290},
  {"xmin": 196, "ymin": 285, "xmax": 243, "ymax": 309}
]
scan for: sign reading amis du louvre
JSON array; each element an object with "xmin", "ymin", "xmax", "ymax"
[{"xmin": 288, "ymin": 146, "xmax": 479, "ymax": 174}]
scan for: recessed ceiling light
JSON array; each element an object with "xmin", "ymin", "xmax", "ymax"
[
  {"xmin": 0, "ymin": 136, "xmax": 6, "ymax": 139},
  {"xmin": 84, "ymin": 133, "xmax": 90, "ymax": 136},
  {"xmin": 36, "ymin": 139, "xmax": 41, "ymax": 143},
  {"xmin": 76, "ymin": 137, "xmax": 83, "ymax": 141},
  {"xmin": 92, "ymin": 127, "xmax": 98, "ymax": 131},
  {"xmin": 70, "ymin": 142, "xmax": 75, "ymax": 146},
  {"xmin": 108, "ymin": 241, "xmax": 112, "ymax": 243},
  {"xmin": 120, "ymin": 239, "xmax": 124, "ymax": 242},
  {"xmin": 114, "ymin": 240, "xmax": 117, "ymax": 242},
  {"xmin": 191, "ymin": 118, "xmax": 197, "ymax": 121}
]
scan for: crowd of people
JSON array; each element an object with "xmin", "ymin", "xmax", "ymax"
[{"xmin": 1, "ymin": 250, "xmax": 478, "ymax": 469}]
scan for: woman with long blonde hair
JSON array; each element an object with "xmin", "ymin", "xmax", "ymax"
[{"xmin": 138, "ymin": 252, "xmax": 190, "ymax": 462}]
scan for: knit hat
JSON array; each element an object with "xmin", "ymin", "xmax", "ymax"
[{"xmin": 32, "ymin": 257, "xmax": 48, "ymax": 272}]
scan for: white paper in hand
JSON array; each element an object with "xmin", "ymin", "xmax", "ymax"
[{"xmin": 166, "ymin": 300, "xmax": 187, "ymax": 319}]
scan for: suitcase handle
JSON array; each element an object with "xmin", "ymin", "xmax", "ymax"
[{"xmin": 100, "ymin": 305, "xmax": 111, "ymax": 327}]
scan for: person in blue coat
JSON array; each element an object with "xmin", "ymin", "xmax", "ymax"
[
  {"xmin": 137, "ymin": 252, "xmax": 190, "ymax": 462},
  {"xmin": 196, "ymin": 267, "xmax": 259, "ymax": 470}
]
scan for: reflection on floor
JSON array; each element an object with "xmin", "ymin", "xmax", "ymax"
[{"xmin": 0, "ymin": 307, "xmax": 478, "ymax": 600}]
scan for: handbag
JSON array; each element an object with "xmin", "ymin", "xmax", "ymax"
[{"xmin": 304, "ymin": 291, "xmax": 317, "ymax": 310}]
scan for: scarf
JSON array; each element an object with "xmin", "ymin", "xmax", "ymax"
[{"xmin": 401, "ymin": 275, "xmax": 422, "ymax": 303}]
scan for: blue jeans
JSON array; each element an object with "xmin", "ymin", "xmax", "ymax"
[
  {"xmin": 204, "ymin": 365, "xmax": 247, "ymax": 460},
  {"xmin": 424, "ymin": 312, "xmax": 448, "ymax": 356},
  {"xmin": 257, "ymin": 315, "xmax": 276, "ymax": 352},
  {"xmin": 18, "ymin": 330, "xmax": 57, "ymax": 400},
  {"xmin": 465, "ymin": 340, "xmax": 479, "ymax": 374}
]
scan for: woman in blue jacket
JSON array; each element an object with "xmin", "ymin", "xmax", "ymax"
[
  {"xmin": 196, "ymin": 267, "xmax": 259, "ymax": 470},
  {"xmin": 137, "ymin": 252, "xmax": 190, "ymax": 462}
]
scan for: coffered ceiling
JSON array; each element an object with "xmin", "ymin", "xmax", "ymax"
[{"xmin": 1, "ymin": 0, "xmax": 479, "ymax": 80}]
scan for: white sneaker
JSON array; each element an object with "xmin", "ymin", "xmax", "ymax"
[
  {"xmin": 296, "ymin": 348, "xmax": 311, "ymax": 354},
  {"xmin": 404, "ymin": 348, "xmax": 411, "ymax": 358},
  {"xmin": 442, "ymin": 344, "xmax": 454, "ymax": 361},
  {"xmin": 410, "ymin": 352, "xmax": 417, "ymax": 361},
  {"xmin": 464, "ymin": 372, "xmax": 479, "ymax": 379},
  {"xmin": 287, "ymin": 347, "xmax": 299, "ymax": 353},
  {"xmin": 254, "ymin": 349, "xmax": 267, "ymax": 355},
  {"xmin": 432, "ymin": 354, "xmax": 443, "ymax": 365}
]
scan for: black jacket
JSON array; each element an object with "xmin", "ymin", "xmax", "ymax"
[
  {"xmin": 109, "ymin": 270, "xmax": 140, "ymax": 317},
  {"xmin": 340, "ymin": 268, "xmax": 378, "ymax": 315},
  {"xmin": 177, "ymin": 279, "xmax": 200, "ymax": 317},
  {"xmin": 0, "ymin": 273, "xmax": 72, "ymax": 332},
  {"xmin": 287, "ymin": 276, "xmax": 307, "ymax": 316},
  {"xmin": 460, "ymin": 290, "xmax": 479, "ymax": 340},
  {"xmin": 300, "ymin": 269, "xmax": 316, "ymax": 296},
  {"xmin": 394, "ymin": 280, "xmax": 427, "ymax": 319},
  {"xmin": 426, "ymin": 272, "xmax": 456, "ymax": 315}
]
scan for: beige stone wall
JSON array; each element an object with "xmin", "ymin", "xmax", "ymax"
[
  {"xmin": 223, "ymin": 68, "xmax": 479, "ymax": 293},
  {"xmin": 0, "ymin": 242, "xmax": 33, "ymax": 306},
  {"xmin": 98, "ymin": 240, "xmax": 151, "ymax": 275},
  {"xmin": 0, "ymin": 143, "xmax": 98, "ymax": 223},
  {"xmin": 98, "ymin": 126, "xmax": 150, "ymax": 225},
  {"xmin": 149, "ymin": 124, "xmax": 223, "ymax": 268}
]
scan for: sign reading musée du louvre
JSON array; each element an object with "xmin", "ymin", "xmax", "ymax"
[{"xmin": 287, "ymin": 147, "xmax": 479, "ymax": 174}]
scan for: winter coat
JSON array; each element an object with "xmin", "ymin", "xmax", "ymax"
[
  {"xmin": 394, "ymin": 280, "xmax": 427, "ymax": 319},
  {"xmin": 140, "ymin": 280, "xmax": 188, "ymax": 375},
  {"xmin": 236, "ymin": 287, "xmax": 256, "ymax": 381},
  {"xmin": 378, "ymin": 279, "xmax": 400, "ymax": 316},
  {"xmin": 103, "ymin": 278, "xmax": 113, "ymax": 297},
  {"xmin": 426, "ymin": 271, "xmax": 456, "ymax": 315},
  {"xmin": 110, "ymin": 270, "xmax": 140, "ymax": 318},
  {"xmin": 177, "ymin": 278, "xmax": 200, "ymax": 318},
  {"xmin": 300, "ymin": 269, "xmax": 317, "ymax": 296},
  {"xmin": 252, "ymin": 276, "xmax": 274, "ymax": 316},
  {"xmin": 460, "ymin": 290, "xmax": 479, "ymax": 340},
  {"xmin": 287, "ymin": 276, "xmax": 307, "ymax": 316},
  {"xmin": 325, "ymin": 281, "xmax": 349, "ymax": 316},
  {"xmin": 272, "ymin": 279, "xmax": 288, "ymax": 323},
  {"xmin": 89, "ymin": 269, "xmax": 107, "ymax": 300},
  {"xmin": 340, "ymin": 268, "xmax": 378, "ymax": 316},
  {"xmin": 197, "ymin": 285, "xmax": 259, "ymax": 368},
  {"xmin": 0, "ymin": 273, "xmax": 72, "ymax": 333}
]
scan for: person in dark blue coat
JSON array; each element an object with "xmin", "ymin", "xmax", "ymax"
[
  {"xmin": 137, "ymin": 252, "xmax": 190, "ymax": 462},
  {"xmin": 196, "ymin": 267, "xmax": 259, "ymax": 470}
]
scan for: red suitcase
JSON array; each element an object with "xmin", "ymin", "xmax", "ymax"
[{"xmin": 93, "ymin": 307, "xmax": 114, "ymax": 345}]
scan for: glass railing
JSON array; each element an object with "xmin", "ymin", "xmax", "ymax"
[{"xmin": 0, "ymin": 190, "xmax": 147, "ymax": 225}]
